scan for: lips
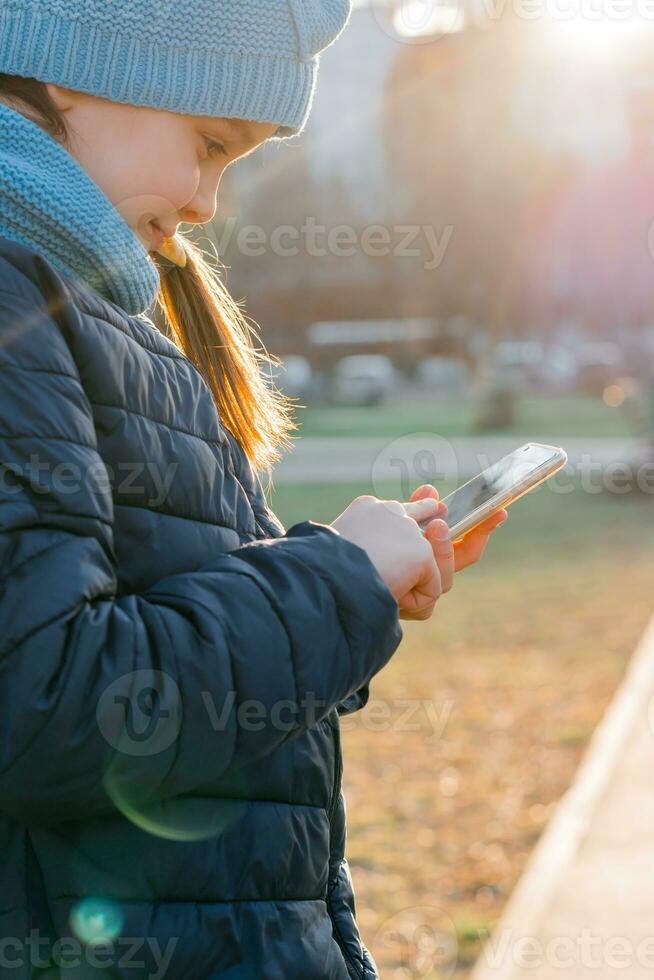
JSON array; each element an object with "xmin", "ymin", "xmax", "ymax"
[
  {"xmin": 144, "ymin": 217, "xmax": 178, "ymax": 244},
  {"xmin": 148, "ymin": 221, "xmax": 165, "ymax": 250},
  {"xmin": 142, "ymin": 216, "xmax": 185, "ymax": 267},
  {"xmin": 155, "ymin": 220, "xmax": 179, "ymax": 239}
]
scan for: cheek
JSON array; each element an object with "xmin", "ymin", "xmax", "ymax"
[
  {"xmin": 68, "ymin": 104, "xmax": 200, "ymax": 238},
  {"xmin": 109, "ymin": 149, "xmax": 200, "ymax": 234},
  {"xmin": 156, "ymin": 156, "xmax": 200, "ymax": 211}
]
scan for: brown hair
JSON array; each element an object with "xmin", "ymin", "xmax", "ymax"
[{"xmin": 0, "ymin": 74, "xmax": 298, "ymax": 482}]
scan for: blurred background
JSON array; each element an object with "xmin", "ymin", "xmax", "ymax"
[{"xmin": 192, "ymin": 2, "xmax": 654, "ymax": 975}]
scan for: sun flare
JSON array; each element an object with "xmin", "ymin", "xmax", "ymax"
[{"xmin": 547, "ymin": 6, "xmax": 647, "ymax": 53}]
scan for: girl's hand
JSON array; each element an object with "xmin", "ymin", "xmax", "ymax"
[
  {"xmin": 408, "ymin": 484, "xmax": 508, "ymax": 572},
  {"xmin": 330, "ymin": 494, "xmax": 454, "ymax": 621}
]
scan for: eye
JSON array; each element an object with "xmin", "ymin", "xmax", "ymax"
[{"xmin": 204, "ymin": 136, "xmax": 228, "ymax": 158}]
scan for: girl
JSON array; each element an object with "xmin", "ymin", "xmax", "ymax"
[{"xmin": 0, "ymin": 2, "xmax": 506, "ymax": 977}]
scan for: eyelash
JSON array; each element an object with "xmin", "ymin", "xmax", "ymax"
[{"xmin": 204, "ymin": 136, "xmax": 228, "ymax": 158}]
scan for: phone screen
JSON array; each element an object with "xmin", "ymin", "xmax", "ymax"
[{"xmin": 441, "ymin": 444, "xmax": 557, "ymax": 529}]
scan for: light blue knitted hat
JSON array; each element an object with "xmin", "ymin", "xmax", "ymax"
[{"xmin": 0, "ymin": 0, "xmax": 353, "ymax": 139}]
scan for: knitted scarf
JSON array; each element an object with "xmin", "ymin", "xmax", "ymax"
[{"xmin": 0, "ymin": 102, "xmax": 161, "ymax": 315}]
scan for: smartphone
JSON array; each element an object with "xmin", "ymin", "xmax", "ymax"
[{"xmin": 417, "ymin": 442, "xmax": 568, "ymax": 542}]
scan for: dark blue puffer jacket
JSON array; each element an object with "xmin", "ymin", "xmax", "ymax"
[{"xmin": 0, "ymin": 238, "xmax": 403, "ymax": 979}]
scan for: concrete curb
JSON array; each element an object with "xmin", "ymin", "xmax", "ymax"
[{"xmin": 470, "ymin": 610, "xmax": 654, "ymax": 980}]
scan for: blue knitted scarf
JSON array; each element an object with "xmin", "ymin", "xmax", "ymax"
[{"xmin": 0, "ymin": 103, "xmax": 161, "ymax": 315}]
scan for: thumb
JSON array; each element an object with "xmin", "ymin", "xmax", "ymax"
[
  {"xmin": 403, "ymin": 497, "xmax": 441, "ymax": 524},
  {"xmin": 409, "ymin": 484, "xmax": 440, "ymax": 503}
]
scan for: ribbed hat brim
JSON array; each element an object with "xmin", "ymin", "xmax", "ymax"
[{"xmin": 0, "ymin": 4, "xmax": 319, "ymax": 138}]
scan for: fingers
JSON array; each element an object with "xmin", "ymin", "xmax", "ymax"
[
  {"xmin": 475, "ymin": 508, "xmax": 508, "ymax": 533},
  {"xmin": 398, "ymin": 586, "xmax": 438, "ymax": 621},
  {"xmin": 472, "ymin": 507, "xmax": 508, "ymax": 540},
  {"xmin": 389, "ymin": 490, "xmax": 458, "ymax": 619},
  {"xmin": 402, "ymin": 497, "xmax": 442, "ymax": 525},
  {"xmin": 424, "ymin": 518, "xmax": 455, "ymax": 595},
  {"xmin": 493, "ymin": 508, "xmax": 509, "ymax": 528},
  {"xmin": 414, "ymin": 535, "xmax": 442, "ymax": 600},
  {"xmin": 400, "ymin": 605, "xmax": 437, "ymax": 622},
  {"xmin": 408, "ymin": 484, "xmax": 440, "ymax": 503},
  {"xmin": 453, "ymin": 508, "xmax": 508, "ymax": 572},
  {"xmin": 398, "ymin": 521, "xmax": 451, "ymax": 619},
  {"xmin": 396, "ymin": 530, "xmax": 442, "ymax": 619},
  {"xmin": 401, "ymin": 495, "xmax": 454, "ymax": 617},
  {"xmin": 407, "ymin": 486, "xmax": 448, "ymax": 532}
]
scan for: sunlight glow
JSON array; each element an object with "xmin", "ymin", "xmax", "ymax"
[
  {"xmin": 392, "ymin": 0, "xmax": 465, "ymax": 36},
  {"xmin": 547, "ymin": 5, "xmax": 647, "ymax": 53}
]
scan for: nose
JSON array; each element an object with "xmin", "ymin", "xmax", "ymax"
[
  {"xmin": 180, "ymin": 172, "xmax": 223, "ymax": 226},
  {"xmin": 180, "ymin": 202, "xmax": 215, "ymax": 225}
]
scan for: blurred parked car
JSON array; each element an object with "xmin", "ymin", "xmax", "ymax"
[
  {"xmin": 265, "ymin": 355, "xmax": 312, "ymax": 399},
  {"xmin": 491, "ymin": 340, "xmax": 546, "ymax": 391},
  {"xmin": 414, "ymin": 356, "xmax": 470, "ymax": 394},
  {"xmin": 542, "ymin": 344, "xmax": 578, "ymax": 391},
  {"xmin": 575, "ymin": 342, "xmax": 624, "ymax": 395},
  {"xmin": 330, "ymin": 354, "xmax": 398, "ymax": 406},
  {"xmin": 490, "ymin": 340, "xmax": 577, "ymax": 392}
]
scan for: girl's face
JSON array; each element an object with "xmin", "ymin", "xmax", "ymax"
[{"xmin": 45, "ymin": 83, "xmax": 277, "ymax": 250}]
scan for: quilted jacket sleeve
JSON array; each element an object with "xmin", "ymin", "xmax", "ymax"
[
  {"xmin": 224, "ymin": 427, "xmax": 375, "ymax": 719},
  {"xmin": 0, "ymin": 268, "xmax": 403, "ymax": 824}
]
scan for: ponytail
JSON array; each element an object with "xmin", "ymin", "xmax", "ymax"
[{"xmin": 152, "ymin": 238, "xmax": 297, "ymax": 479}]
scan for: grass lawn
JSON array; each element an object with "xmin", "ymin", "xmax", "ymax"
[
  {"xmin": 294, "ymin": 393, "xmax": 636, "ymax": 440},
  {"xmin": 269, "ymin": 476, "xmax": 654, "ymax": 978}
]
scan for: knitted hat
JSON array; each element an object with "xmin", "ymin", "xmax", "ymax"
[{"xmin": 0, "ymin": 0, "xmax": 353, "ymax": 139}]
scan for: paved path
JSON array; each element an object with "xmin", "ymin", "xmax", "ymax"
[
  {"xmin": 272, "ymin": 435, "xmax": 644, "ymax": 485},
  {"xmin": 470, "ymin": 612, "xmax": 654, "ymax": 980}
]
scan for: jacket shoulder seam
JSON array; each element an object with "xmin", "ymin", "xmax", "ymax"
[
  {"xmin": 2, "ymin": 361, "xmax": 82, "ymax": 384},
  {"xmin": 0, "ymin": 431, "xmax": 96, "ymax": 450},
  {"xmin": 114, "ymin": 500, "xmax": 243, "ymax": 534},
  {"xmin": 90, "ymin": 399, "xmax": 225, "ymax": 447}
]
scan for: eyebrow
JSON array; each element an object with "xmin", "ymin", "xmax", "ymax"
[
  {"xmin": 206, "ymin": 118, "xmax": 253, "ymax": 143},
  {"xmin": 199, "ymin": 119, "xmax": 270, "ymax": 158}
]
